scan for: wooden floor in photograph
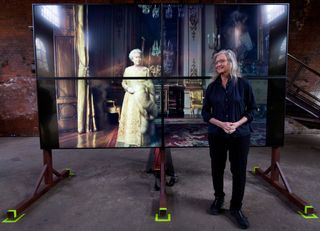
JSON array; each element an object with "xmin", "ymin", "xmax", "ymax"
[{"xmin": 59, "ymin": 128, "xmax": 118, "ymax": 148}]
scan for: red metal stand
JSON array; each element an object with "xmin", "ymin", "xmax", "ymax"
[
  {"xmin": 154, "ymin": 147, "xmax": 171, "ymax": 222},
  {"xmin": 2, "ymin": 149, "xmax": 71, "ymax": 223},
  {"xmin": 252, "ymin": 147, "xmax": 316, "ymax": 216}
]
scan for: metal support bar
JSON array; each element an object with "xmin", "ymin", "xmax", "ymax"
[
  {"xmin": 52, "ymin": 168, "xmax": 62, "ymax": 177},
  {"xmin": 32, "ymin": 164, "xmax": 48, "ymax": 196},
  {"xmin": 154, "ymin": 148, "xmax": 171, "ymax": 222},
  {"xmin": 270, "ymin": 147, "xmax": 280, "ymax": 181},
  {"xmin": 43, "ymin": 149, "xmax": 53, "ymax": 185},
  {"xmin": 263, "ymin": 166, "xmax": 271, "ymax": 175},
  {"xmin": 276, "ymin": 162, "xmax": 292, "ymax": 193},
  {"xmin": 159, "ymin": 148, "xmax": 167, "ymax": 211}
]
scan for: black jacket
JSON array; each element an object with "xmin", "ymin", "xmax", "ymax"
[{"xmin": 201, "ymin": 76, "xmax": 257, "ymax": 137}]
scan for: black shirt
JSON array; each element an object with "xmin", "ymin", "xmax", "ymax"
[{"xmin": 201, "ymin": 76, "xmax": 257, "ymax": 137}]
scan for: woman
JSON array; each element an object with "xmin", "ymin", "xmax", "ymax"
[
  {"xmin": 116, "ymin": 49, "xmax": 157, "ymax": 147},
  {"xmin": 201, "ymin": 49, "xmax": 256, "ymax": 229}
]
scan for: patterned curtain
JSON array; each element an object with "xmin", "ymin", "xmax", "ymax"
[{"xmin": 76, "ymin": 5, "xmax": 97, "ymax": 133}]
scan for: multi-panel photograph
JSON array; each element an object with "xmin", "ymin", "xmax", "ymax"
[{"xmin": 33, "ymin": 4, "xmax": 289, "ymax": 149}]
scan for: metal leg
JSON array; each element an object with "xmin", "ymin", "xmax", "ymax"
[
  {"xmin": 154, "ymin": 148, "xmax": 171, "ymax": 222},
  {"xmin": 2, "ymin": 149, "xmax": 72, "ymax": 223},
  {"xmin": 252, "ymin": 147, "xmax": 316, "ymax": 217}
]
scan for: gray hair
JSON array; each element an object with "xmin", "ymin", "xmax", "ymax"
[
  {"xmin": 128, "ymin": 49, "xmax": 142, "ymax": 61},
  {"xmin": 212, "ymin": 49, "xmax": 241, "ymax": 80}
]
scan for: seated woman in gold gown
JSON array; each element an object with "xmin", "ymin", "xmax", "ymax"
[{"xmin": 116, "ymin": 49, "xmax": 158, "ymax": 147}]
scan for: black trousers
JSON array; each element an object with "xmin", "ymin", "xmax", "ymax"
[{"xmin": 208, "ymin": 133, "xmax": 250, "ymax": 210}]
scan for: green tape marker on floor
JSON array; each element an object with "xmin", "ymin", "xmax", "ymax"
[
  {"xmin": 155, "ymin": 213, "xmax": 171, "ymax": 222},
  {"xmin": 2, "ymin": 210, "xmax": 25, "ymax": 223},
  {"xmin": 155, "ymin": 208, "xmax": 171, "ymax": 222},
  {"xmin": 252, "ymin": 166, "xmax": 259, "ymax": 174},
  {"xmin": 304, "ymin": 205, "xmax": 314, "ymax": 214},
  {"xmin": 298, "ymin": 211, "xmax": 318, "ymax": 219},
  {"xmin": 65, "ymin": 168, "xmax": 76, "ymax": 176},
  {"xmin": 297, "ymin": 205, "xmax": 318, "ymax": 219}
]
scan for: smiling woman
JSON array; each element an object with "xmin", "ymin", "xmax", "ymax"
[
  {"xmin": 202, "ymin": 49, "xmax": 256, "ymax": 229},
  {"xmin": 213, "ymin": 49, "xmax": 240, "ymax": 81}
]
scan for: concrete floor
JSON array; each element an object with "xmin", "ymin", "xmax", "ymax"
[{"xmin": 0, "ymin": 134, "xmax": 319, "ymax": 231}]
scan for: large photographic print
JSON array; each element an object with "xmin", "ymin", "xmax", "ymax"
[
  {"xmin": 37, "ymin": 78, "xmax": 162, "ymax": 148},
  {"xmin": 33, "ymin": 4, "xmax": 288, "ymax": 149},
  {"xmin": 163, "ymin": 79, "xmax": 268, "ymax": 147}
]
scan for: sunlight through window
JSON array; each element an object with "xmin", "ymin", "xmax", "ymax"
[
  {"xmin": 41, "ymin": 5, "xmax": 60, "ymax": 27},
  {"xmin": 279, "ymin": 37, "xmax": 287, "ymax": 61},
  {"xmin": 265, "ymin": 5, "xmax": 285, "ymax": 24}
]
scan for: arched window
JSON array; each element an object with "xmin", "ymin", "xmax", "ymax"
[{"xmin": 35, "ymin": 38, "xmax": 49, "ymax": 72}]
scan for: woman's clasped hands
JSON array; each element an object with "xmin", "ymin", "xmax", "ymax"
[{"xmin": 220, "ymin": 121, "xmax": 240, "ymax": 134}]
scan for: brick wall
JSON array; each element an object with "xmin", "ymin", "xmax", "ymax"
[
  {"xmin": 0, "ymin": 0, "xmax": 37, "ymax": 136},
  {"xmin": 288, "ymin": 0, "xmax": 320, "ymax": 92},
  {"xmin": 0, "ymin": 0, "xmax": 318, "ymax": 136}
]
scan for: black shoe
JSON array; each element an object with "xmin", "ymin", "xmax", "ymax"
[
  {"xmin": 166, "ymin": 175, "xmax": 178, "ymax": 187},
  {"xmin": 230, "ymin": 209, "xmax": 250, "ymax": 229},
  {"xmin": 208, "ymin": 198, "xmax": 224, "ymax": 215}
]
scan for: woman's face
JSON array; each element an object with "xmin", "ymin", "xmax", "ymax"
[
  {"xmin": 215, "ymin": 53, "xmax": 231, "ymax": 75},
  {"xmin": 132, "ymin": 52, "xmax": 142, "ymax": 66}
]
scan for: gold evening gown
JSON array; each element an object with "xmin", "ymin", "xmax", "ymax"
[{"xmin": 116, "ymin": 66, "xmax": 157, "ymax": 147}]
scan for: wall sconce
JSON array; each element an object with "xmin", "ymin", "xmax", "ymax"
[
  {"xmin": 138, "ymin": 5, "xmax": 151, "ymax": 14},
  {"xmin": 152, "ymin": 5, "xmax": 159, "ymax": 18},
  {"xmin": 151, "ymin": 40, "xmax": 161, "ymax": 56},
  {"xmin": 165, "ymin": 4, "xmax": 172, "ymax": 19},
  {"xmin": 138, "ymin": 4, "xmax": 185, "ymax": 19}
]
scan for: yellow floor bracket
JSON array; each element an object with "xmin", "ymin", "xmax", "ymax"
[
  {"xmin": 155, "ymin": 208, "xmax": 171, "ymax": 222},
  {"xmin": 65, "ymin": 168, "xmax": 76, "ymax": 177},
  {"xmin": 298, "ymin": 206, "xmax": 318, "ymax": 219},
  {"xmin": 298, "ymin": 211, "xmax": 318, "ymax": 219},
  {"xmin": 252, "ymin": 166, "xmax": 259, "ymax": 175},
  {"xmin": 155, "ymin": 212, "xmax": 171, "ymax": 222},
  {"xmin": 2, "ymin": 210, "xmax": 25, "ymax": 223}
]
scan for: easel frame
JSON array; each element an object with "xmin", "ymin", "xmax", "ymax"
[
  {"xmin": 2, "ymin": 149, "xmax": 71, "ymax": 223},
  {"xmin": 153, "ymin": 147, "xmax": 171, "ymax": 222},
  {"xmin": 252, "ymin": 147, "xmax": 316, "ymax": 217}
]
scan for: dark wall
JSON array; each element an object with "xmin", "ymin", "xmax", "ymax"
[{"xmin": 0, "ymin": 0, "xmax": 318, "ymax": 136}]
